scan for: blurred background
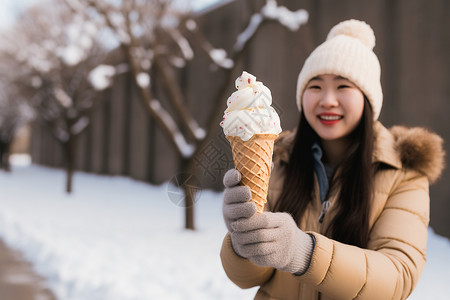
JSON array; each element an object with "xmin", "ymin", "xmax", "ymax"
[{"xmin": 0, "ymin": 0, "xmax": 449, "ymax": 299}]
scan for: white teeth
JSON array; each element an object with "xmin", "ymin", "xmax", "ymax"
[{"xmin": 320, "ymin": 115, "xmax": 342, "ymax": 120}]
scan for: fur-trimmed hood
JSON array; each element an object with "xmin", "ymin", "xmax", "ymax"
[{"xmin": 273, "ymin": 122, "xmax": 445, "ymax": 184}]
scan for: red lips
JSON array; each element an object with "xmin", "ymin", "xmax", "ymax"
[{"xmin": 318, "ymin": 113, "xmax": 343, "ymax": 125}]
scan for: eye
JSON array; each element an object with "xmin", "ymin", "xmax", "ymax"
[
  {"xmin": 307, "ymin": 85, "xmax": 321, "ymax": 90},
  {"xmin": 338, "ymin": 84, "xmax": 351, "ymax": 89}
]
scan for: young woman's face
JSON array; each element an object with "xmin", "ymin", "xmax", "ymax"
[{"xmin": 302, "ymin": 74, "xmax": 365, "ymax": 142}]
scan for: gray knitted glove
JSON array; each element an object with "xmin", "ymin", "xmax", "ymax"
[
  {"xmin": 230, "ymin": 212, "xmax": 314, "ymax": 275},
  {"xmin": 222, "ymin": 169, "xmax": 257, "ymax": 233}
]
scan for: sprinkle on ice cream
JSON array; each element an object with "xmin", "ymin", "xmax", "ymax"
[{"xmin": 220, "ymin": 71, "xmax": 282, "ymax": 141}]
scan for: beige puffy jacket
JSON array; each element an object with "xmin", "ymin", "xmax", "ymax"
[{"xmin": 221, "ymin": 122, "xmax": 445, "ymax": 300}]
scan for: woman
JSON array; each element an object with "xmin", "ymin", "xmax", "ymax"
[{"xmin": 220, "ymin": 19, "xmax": 445, "ymax": 300}]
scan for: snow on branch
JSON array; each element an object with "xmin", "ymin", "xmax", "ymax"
[
  {"xmin": 209, "ymin": 48, "xmax": 233, "ymax": 69},
  {"xmin": 235, "ymin": 14, "xmax": 263, "ymax": 52},
  {"xmin": 185, "ymin": 19, "xmax": 197, "ymax": 31},
  {"xmin": 183, "ymin": 18, "xmax": 234, "ymax": 69},
  {"xmin": 54, "ymin": 87, "xmax": 73, "ymax": 108},
  {"xmin": 168, "ymin": 28, "xmax": 194, "ymax": 60},
  {"xmin": 61, "ymin": 19, "xmax": 98, "ymax": 65},
  {"xmin": 169, "ymin": 56, "xmax": 186, "ymax": 68},
  {"xmin": 190, "ymin": 121, "xmax": 206, "ymax": 140},
  {"xmin": 88, "ymin": 64, "xmax": 116, "ymax": 90},
  {"xmin": 71, "ymin": 116, "xmax": 89, "ymax": 135},
  {"xmin": 262, "ymin": 0, "xmax": 309, "ymax": 31},
  {"xmin": 136, "ymin": 72, "xmax": 150, "ymax": 88},
  {"xmin": 131, "ymin": 47, "xmax": 153, "ymax": 70},
  {"xmin": 149, "ymin": 99, "xmax": 195, "ymax": 158},
  {"xmin": 174, "ymin": 133, "xmax": 195, "ymax": 158},
  {"xmin": 107, "ymin": 11, "xmax": 131, "ymax": 44},
  {"xmin": 234, "ymin": 0, "xmax": 309, "ymax": 52}
]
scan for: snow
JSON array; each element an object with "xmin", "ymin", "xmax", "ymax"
[
  {"xmin": 169, "ymin": 29, "xmax": 194, "ymax": 60},
  {"xmin": 54, "ymin": 87, "xmax": 73, "ymax": 108},
  {"xmin": 117, "ymin": 29, "xmax": 131, "ymax": 45},
  {"xmin": 148, "ymin": 100, "xmax": 195, "ymax": 158},
  {"xmin": 70, "ymin": 116, "xmax": 90, "ymax": 135},
  {"xmin": 88, "ymin": 65, "xmax": 116, "ymax": 91},
  {"xmin": 0, "ymin": 157, "xmax": 449, "ymax": 299},
  {"xmin": 234, "ymin": 13, "xmax": 263, "ymax": 52},
  {"xmin": 234, "ymin": 0, "xmax": 309, "ymax": 52},
  {"xmin": 9, "ymin": 153, "xmax": 31, "ymax": 166},
  {"xmin": 31, "ymin": 76, "xmax": 43, "ymax": 88},
  {"xmin": 58, "ymin": 20, "xmax": 98, "ymax": 66},
  {"xmin": 26, "ymin": 49, "xmax": 52, "ymax": 73},
  {"xmin": 209, "ymin": 49, "xmax": 234, "ymax": 69},
  {"xmin": 149, "ymin": 100, "xmax": 161, "ymax": 110},
  {"xmin": 60, "ymin": 45, "xmax": 84, "ymax": 66},
  {"xmin": 170, "ymin": 56, "xmax": 186, "ymax": 68},
  {"xmin": 0, "ymin": 159, "xmax": 258, "ymax": 299},
  {"xmin": 193, "ymin": 126, "xmax": 207, "ymax": 140},
  {"xmin": 136, "ymin": 72, "xmax": 150, "ymax": 88},
  {"xmin": 185, "ymin": 19, "xmax": 197, "ymax": 31},
  {"xmin": 141, "ymin": 59, "xmax": 152, "ymax": 70},
  {"xmin": 174, "ymin": 132, "xmax": 196, "ymax": 158},
  {"xmin": 261, "ymin": 0, "xmax": 309, "ymax": 31}
]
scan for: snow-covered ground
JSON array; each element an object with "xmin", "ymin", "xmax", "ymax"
[{"xmin": 0, "ymin": 155, "xmax": 448, "ymax": 299}]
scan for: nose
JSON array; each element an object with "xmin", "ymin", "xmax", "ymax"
[{"xmin": 319, "ymin": 90, "xmax": 339, "ymax": 108}]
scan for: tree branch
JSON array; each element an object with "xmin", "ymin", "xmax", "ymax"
[
  {"xmin": 80, "ymin": 0, "xmax": 199, "ymax": 158},
  {"xmin": 154, "ymin": 55, "xmax": 205, "ymax": 141}
]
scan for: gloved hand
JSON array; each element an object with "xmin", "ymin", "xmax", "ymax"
[
  {"xmin": 230, "ymin": 212, "xmax": 314, "ymax": 275},
  {"xmin": 222, "ymin": 169, "xmax": 257, "ymax": 233}
]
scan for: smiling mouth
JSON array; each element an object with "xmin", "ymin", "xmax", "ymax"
[{"xmin": 318, "ymin": 115, "xmax": 343, "ymax": 121}]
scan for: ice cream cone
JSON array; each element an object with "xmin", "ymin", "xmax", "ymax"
[{"xmin": 227, "ymin": 134, "xmax": 278, "ymax": 213}]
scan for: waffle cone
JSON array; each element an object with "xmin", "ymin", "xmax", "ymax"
[{"xmin": 226, "ymin": 134, "xmax": 278, "ymax": 213}]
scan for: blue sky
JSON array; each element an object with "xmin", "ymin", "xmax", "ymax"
[{"xmin": 0, "ymin": 0, "xmax": 224, "ymax": 30}]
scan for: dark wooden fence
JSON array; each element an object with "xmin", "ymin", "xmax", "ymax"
[{"xmin": 30, "ymin": 0, "xmax": 450, "ymax": 237}]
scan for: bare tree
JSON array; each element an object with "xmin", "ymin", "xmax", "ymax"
[
  {"xmin": 65, "ymin": 0, "xmax": 308, "ymax": 229},
  {"xmin": 1, "ymin": 2, "xmax": 108, "ymax": 192},
  {"xmin": 0, "ymin": 40, "xmax": 35, "ymax": 172},
  {"xmin": 0, "ymin": 83, "xmax": 34, "ymax": 171}
]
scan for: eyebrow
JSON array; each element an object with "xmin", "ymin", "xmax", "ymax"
[
  {"xmin": 334, "ymin": 75, "xmax": 348, "ymax": 81},
  {"xmin": 309, "ymin": 75, "xmax": 349, "ymax": 81}
]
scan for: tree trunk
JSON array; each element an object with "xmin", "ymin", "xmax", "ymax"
[
  {"xmin": 181, "ymin": 159, "xmax": 198, "ymax": 230},
  {"xmin": 0, "ymin": 140, "xmax": 11, "ymax": 172},
  {"xmin": 183, "ymin": 180, "xmax": 196, "ymax": 230},
  {"xmin": 64, "ymin": 137, "xmax": 75, "ymax": 193},
  {"xmin": 0, "ymin": 140, "xmax": 4, "ymax": 170},
  {"xmin": 4, "ymin": 142, "xmax": 10, "ymax": 172}
]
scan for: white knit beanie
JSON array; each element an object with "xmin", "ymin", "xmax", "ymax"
[{"xmin": 296, "ymin": 19, "xmax": 383, "ymax": 120}]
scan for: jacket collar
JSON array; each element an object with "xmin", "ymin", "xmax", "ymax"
[{"xmin": 372, "ymin": 121, "xmax": 402, "ymax": 169}]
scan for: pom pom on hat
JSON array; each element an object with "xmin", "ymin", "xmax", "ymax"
[
  {"xmin": 296, "ymin": 19, "xmax": 383, "ymax": 120},
  {"xmin": 327, "ymin": 19, "xmax": 376, "ymax": 50}
]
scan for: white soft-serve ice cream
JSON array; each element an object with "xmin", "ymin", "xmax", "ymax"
[
  {"xmin": 220, "ymin": 71, "xmax": 282, "ymax": 213},
  {"xmin": 220, "ymin": 71, "xmax": 282, "ymax": 141}
]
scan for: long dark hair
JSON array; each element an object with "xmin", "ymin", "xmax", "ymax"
[{"xmin": 274, "ymin": 97, "xmax": 374, "ymax": 248}]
